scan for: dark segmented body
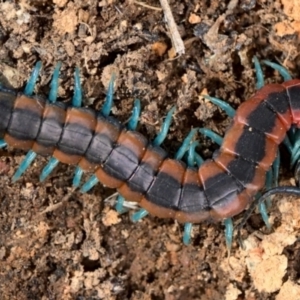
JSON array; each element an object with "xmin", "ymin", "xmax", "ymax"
[{"xmin": 1, "ymin": 80, "xmax": 300, "ymax": 223}]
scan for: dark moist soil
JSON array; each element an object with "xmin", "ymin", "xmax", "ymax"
[{"xmin": 0, "ymin": 0, "xmax": 300, "ymax": 299}]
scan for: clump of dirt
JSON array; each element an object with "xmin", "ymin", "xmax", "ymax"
[{"xmin": 0, "ymin": 0, "xmax": 300, "ymax": 299}]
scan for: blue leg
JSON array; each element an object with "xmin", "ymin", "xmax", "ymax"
[
  {"xmin": 187, "ymin": 141, "xmax": 204, "ymax": 167},
  {"xmin": 131, "ymin": 208, "xmax": 148, "ymax": 222},
  {"xmin": 273, "ymin": 151, "xmax": 280, "ymax": 187},
  {"xmin": 203, "ymin": 95, "xmax": 235, "ymax": 118},
  {"xmin": 224, "ymin": 218, "xmax": 233, "ymax": 255},
  {"xmin": 72, "ymin": 166, "xmax": 84, "ymax": 187},
  {"xmin": 283, "ymin": 134, "xmax": 293, "ymax": 155},
  {"xmin": 199, "ymin": 128, "xmax": 223, "ymax": 146},
  {"xmin": 101, "ymin": 74, "xmax": 115, "ymax": 117},
  {"xmin": 291, "ymin": 147, "xmax": 300, "ymax": 167},
  {"xmin": 115, "ymin": 195, "xmax": 130, "ymax": 214},
  {"xmin": 258, "ymin": 152, "xmax": 280, "ymax": 226},
  {"xmin": 175, "ymin": 128, "xmax": 198, "ymax": 160},
  {"xmin": 0, "ymin": 140, "xmax": 7, "ymax": 148},
  {"xmin": 24, "ymin": 61, "xmax": 42, "ymax": 96},
  {"xmin": 40, "ymin": 157, "xmax": 60, "ymax": 182},
  {"xmin": 127, "ymin": 99, "xmax": 141, "ymax": 131},
  {"xmin": 183, "ymin": 222, "xmax": 193, "ymax": 245},
  {"xmin": 48, "ymin": 62, "xmax": 61, "ymax": 103},
  {"xmin": 258, "ymin": 201, "xmax": 271, "ymax": 230},
  {"xmin": 80, "ymin": 174, "xmax": 99, "ymax": 193},
  {"xmin": 253, "ymin": 56, "xmax": 265, "ymax": 90},
  {"xmin": 265, "ymin": 168, "xmax": 273, "ymax": 207},
  {"xmin": 12, "ymin": 150, "xmax": 37, "ymax": 183},
  {"xmin": 257, "ymin": 168, "xmax": 272, "ymax": 230},
  {"xmin": 72, "ymin": 67, "xmax": 82, "ymax": 107},
  {"xmin": 152, "ymin": 106, "xmax": 176, "ymax": 146},
  {"xmin": 290, "ymin": 130, "xmax": 300, "ymax": 166},
  {"xmin": 262, "ymin": 60, "xmax": 292, "ymax": 82}
]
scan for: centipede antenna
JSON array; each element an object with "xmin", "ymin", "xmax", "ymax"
[
  {"xmin": 48, "ymin": 62, "xmax": 61, "ymax": 103},
  {"xmin": 131, "ymin": 208, "xmax": 149, "ymax": 222},
  {"xmin": 175, "ymin": 128, "xmax": 198, "ymax": 160},
  {"xmin": 152, "ymin": 106, "xmax": 176, "ymax": 147},
  {"xmin": 40, "ymin": 157, "xmax": 60, "ymax": 182},
  {"xmin": 203, "ymin": 95, "xmax": 235, "ymax": 118},
  {"xmin": 224, "ymin": 218, "xmax": 233, "ymax": 256},
  {"xmin": 12, "ymin": 150, "xmax": 37, "ymax": 183},
  {"xmin": 199, "ymin": 128, "xmax": 223, "ymax": 146},
  {"xmin": 127, "ymin": 99, "xmax": 141, "ymax": 131},
  {"xmin": 253, "ymin": 56, "xmax": 264, "ymax": 90},
  {"xmin": 72, "ymin": 67, "xmax": 83, "ymax": 107},
  {"xmin": 0, "ymin": 139, "xmax": 7, "ymax": 148},
  {"xmin": 183, "ymin": 222, "xmax": 192, "ymax": 245},
  {"xmin": 24, "ymin": 61, "xmax": 42, "ymax": 96},
  {"xmin": 262, "ymin": 60, "xmax": 292, "ymax": 82},
  {"xmin": 80, "ymin": 174, "xmax": 99, "ymax": 193},
  {"xmin": 237, "ymin": 186, "xmax": 300, "ymax": 246},
  {"xmin": 101, "ymin": 73, "xmax": 115, "ymax": 117}
]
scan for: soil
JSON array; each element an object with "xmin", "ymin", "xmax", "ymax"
[{"xmin": 0, "ymin": 0, "xmax": 300, "ymax": 299}]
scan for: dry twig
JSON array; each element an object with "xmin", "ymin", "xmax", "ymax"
[{"xmin": 159, "ymin": 0, "xmax": 185, "ymax": 55}]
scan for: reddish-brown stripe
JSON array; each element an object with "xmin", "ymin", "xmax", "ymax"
[
  {"xmin": 235, "ymin": 94, "xmax": 287, "ymax": 144},
  {"xmin": 214, "ymin": 152, "xmax": 266, "ymax": 196},
  {"xmin": 118, "ymin": 146, "xmax": 166, "ymax": 202},
  {"xmin": 33, "ymin": 104, "xmax": 66, "ymax": 156},
  {"xmin": 5, "ymin": 95, "xmax": 45, "ymax": 150},
  {"xmin": 53, "ymin": 108, "xmax": 97, "ymax": 164},
  {"xmin": 175, "ymin": 169, "xmax": 210, "ymax": 223},
  {"xmin": 221, "ymin": 122, "xmax": 278, "ymax": 170},
  {"xmin": 209, "ymin": 189, "xmax": 251, "ymax": 220}
]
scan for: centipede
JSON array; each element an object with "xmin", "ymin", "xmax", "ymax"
[{"xmin": 1, "ymin": 57, "xmax": 300, "ymax": 248}]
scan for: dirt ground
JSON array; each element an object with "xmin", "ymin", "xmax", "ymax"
[{"xmin": 0, "ymin": 0, "xmax": 300, "ymax": 299}]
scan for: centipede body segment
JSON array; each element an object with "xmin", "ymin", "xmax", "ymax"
[{"xmin": 1, "ymin": 74, "xmax": 300, "ymax": 226}]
